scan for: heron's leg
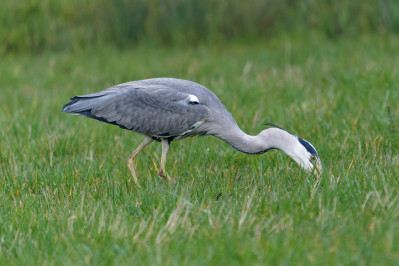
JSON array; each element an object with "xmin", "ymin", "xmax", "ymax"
[
  {"xmin": 158, "ymin": 139, "xmax": 171, "ymax": 181},
  {"xmin": 127, "ymin": 137, "xmax": 153, "ymax": 186}
]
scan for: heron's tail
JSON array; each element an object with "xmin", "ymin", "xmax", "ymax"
[
  {"xmin": 61, "ymin": 93, "xmax": 130, "ymax": 129},
  {"xmin": 62, "ymin": 93, "xmax": 106, "ymax": 115}
]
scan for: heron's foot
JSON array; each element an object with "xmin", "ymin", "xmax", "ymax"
[
  {"xmin": 127, "ymin": 158, "xmax": 140, "ymax": 187},
  {"xmin": 158, "ymin": 169, "xmax": 175, "ymax": 184},
  {"xmin": 158, "ymin": 168, "xmax": 168, "ymax": 180}
]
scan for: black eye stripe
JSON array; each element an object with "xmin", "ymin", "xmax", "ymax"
[{"xmin": 298, "ymin": 138, "xmax": 318, "ymax": 156}]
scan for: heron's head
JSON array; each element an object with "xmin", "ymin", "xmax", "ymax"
[
  {"xmin": 263, "ymin": 124, "xmax": 322, "ymax": 176},
  {"xmin": 292, "ymin": 137, "xmax": 322, "ymax": 176}
]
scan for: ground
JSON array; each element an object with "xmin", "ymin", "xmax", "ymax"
[{"xmin": 0, "ymin": 33, "xmax": 398, "ymax": 265}]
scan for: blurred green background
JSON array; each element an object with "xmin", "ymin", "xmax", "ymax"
[{"xmin": 2, "ymin": 0, "xmax": 399, "ymax": 53}]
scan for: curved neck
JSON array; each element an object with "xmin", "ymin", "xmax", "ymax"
[{"xmin": 214, "ymin": 126, "xmax": 298, "ymax": 155}]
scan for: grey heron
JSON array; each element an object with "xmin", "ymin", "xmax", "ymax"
[{"xmin": 62, "ymin": 78, "xmax": 322, "ymax": 184}]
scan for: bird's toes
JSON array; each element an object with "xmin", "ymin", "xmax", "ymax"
[
  {"xmin": 158, "ymin": 169, "xmax": 175, "ymax": 184},
  {"xmin": 158, "ymin": 169, "xmax": 167, "ymax": 180}
]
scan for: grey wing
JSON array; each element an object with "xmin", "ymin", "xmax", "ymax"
[{"xmin": 62, "ymin": 85, "xmax": 209, "ymax": 137}]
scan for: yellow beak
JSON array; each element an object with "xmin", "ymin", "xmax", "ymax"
[{"xmin": 314, "ymin": 161, "xmax": 323, "ymax": 178}]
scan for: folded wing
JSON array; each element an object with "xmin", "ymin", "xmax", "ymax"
[{"xmin": 62, "ymin": 84, "xmax": 208, "ymax": 137}]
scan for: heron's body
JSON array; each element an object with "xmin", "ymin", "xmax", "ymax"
[{"xmin": 62, "ymin": 78, "xmax": 322, "ymax": 184}]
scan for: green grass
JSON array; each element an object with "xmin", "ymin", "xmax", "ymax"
[{"xmin": 1, "ymin": 34, "xmax": 398, "ymax": 265}]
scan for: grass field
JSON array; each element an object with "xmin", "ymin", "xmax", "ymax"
[{"xmin": 1, "ymin": 33, "xmax": 398, "ymax": 265}]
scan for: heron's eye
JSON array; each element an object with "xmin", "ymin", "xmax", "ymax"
[{"xmin": 310, "ymin": 155, "xmax": 317, "ymax": 163}]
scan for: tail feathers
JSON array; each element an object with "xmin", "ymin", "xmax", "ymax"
[
  {"xmin": 62, "ymin": 95, "xmax": 104, "ymax": 114},
  {"xmin": 62, "ymin": 95, "xmax": 130, "ymax": 130}
]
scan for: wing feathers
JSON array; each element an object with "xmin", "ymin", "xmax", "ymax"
[{"xmin": 62, "ymin": 85, "xmax": 208, "ymax": 137}]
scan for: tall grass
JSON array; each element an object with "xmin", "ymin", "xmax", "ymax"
[
  {"xmin": 1, "ymin": 0, "xmax": 399, "ymax": 53},
  {"xmin": 0, "ymin": 33, "xmax": 398, "ymax": 264}
]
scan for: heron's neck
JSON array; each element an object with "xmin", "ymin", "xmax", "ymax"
[{"xmin": 215, "ymin": 126, "xmax": 297, "ymax": 155}]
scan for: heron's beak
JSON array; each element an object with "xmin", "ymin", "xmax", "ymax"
[{"xmin": 314, "ymin": 161, "xmax": 323, "ymax": 178}]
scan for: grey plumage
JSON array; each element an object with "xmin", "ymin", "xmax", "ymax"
[
  {"xmin": 62, "ymin": 78, "xmax": 322, "ymax": 185},
  {"xmin": 62, "ymin": 78, "xmax": 233, "ymax": 140}
]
